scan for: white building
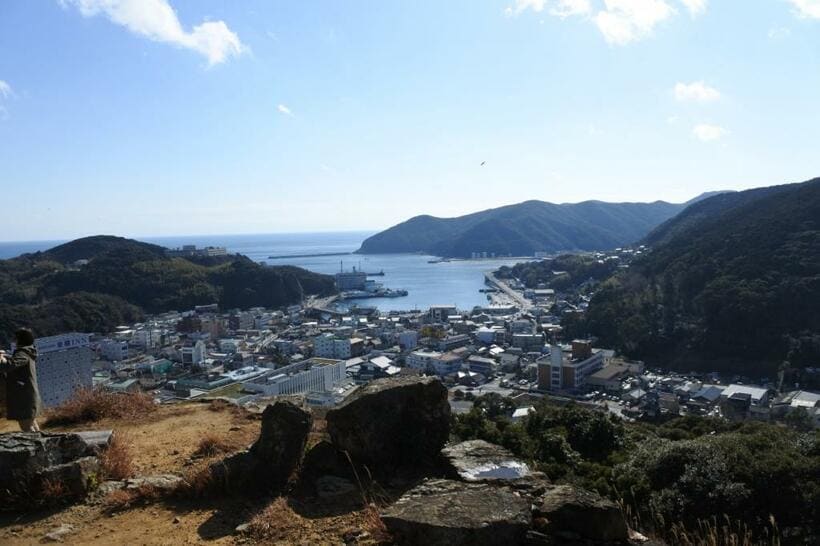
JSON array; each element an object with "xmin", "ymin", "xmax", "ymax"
[
  {"xmin": 99, "ymin": 338, "xmax": 128, "ymax": 361},
  {"xmin": 406, "ymin": 350, "xmax": 463, "ymax": 376},
  {"xmin": 398, "ymin": 330, "xmax": 418, "ymax": 350},
  {"xmin": 406, "ymin": 350, "xmax": 442, "ymax": 372},
  {"xmin": 313, "ymin": 333, "xmax": 364, "ymax": 359},
  {"xmin": 34, "ymin": 333, "xmax": 93, "ymax": 408},
  {"xmin": 242, "ymin": 358, "xmax": 346, "ymax": 397},
  {"xmin": 181, "ymin": 340, "xmax": 206, "ymax": 365}
]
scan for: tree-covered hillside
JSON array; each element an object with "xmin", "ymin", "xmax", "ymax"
[
  {"xmin": 570, "ymin": 179, "xmax": 820, "ymax": 376},
  {"xmin": 0, "ymin": 236, "xmax": 336, "ymax": 344}
]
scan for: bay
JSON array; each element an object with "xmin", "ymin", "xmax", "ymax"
[{"xmin": 0, "ymin": 232, "xmax": 531, "ymax": 311}]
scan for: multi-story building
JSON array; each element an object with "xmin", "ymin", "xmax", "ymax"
[
  {"xmin": 335, "ymin": 270, "xmax": 367, "ymax": 291},
  {"xmin": 34, "ymin": 333, "xmax": 93, "ymax": 408},
  {"xmin": 406, "ymin": 350, "xmax": 441, "ymax": 372},
  {"xmin": 428, "ymin": 305, "xmax": 457, "ymax": 323},
  {"xmin": 438, "ymin": 334, "xmax": 471, "ymax": 352},
  {"xmin": 406, "ymin": 349, "xmax": 463, "ymax": 376},
  {"xmin": 397, "ymin": 330, "xmax": 418, "ymax": 351},
  {"xmin": 537, "ymin": 341, "xmax": 604, "ymax": 391},
  {"xmin": 181, "ymin": 340, "xmax": 206, "ymax": 365},
  {"xmin": 242, "ymin": 358, "xmax": 346, "ymax": 397},
  {"xmin": 99, "ymin": 338, "xmax": 128, "ymax": 361},
  {"xmin": 313, "ymin": 333, "xmax": 364, "ymax": 359}
]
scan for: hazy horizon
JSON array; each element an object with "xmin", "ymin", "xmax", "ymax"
[{"xmin": 0, "ymin": 186, "xmax": 744, "ymax": 244}]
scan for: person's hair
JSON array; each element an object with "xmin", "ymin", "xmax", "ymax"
[{"xmin": 14, "ymin": 328, "xmax": 35, "ymax": 347}]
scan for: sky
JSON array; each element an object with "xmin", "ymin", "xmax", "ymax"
[{"xmin": 0, "ymin": 0, "xmax": 818, "ymax": 241}]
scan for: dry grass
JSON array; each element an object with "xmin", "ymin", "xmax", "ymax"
[
  {"xmin": 361, "ymin": 502, "xmax": 391, "ymax": 543},
  {"xmin": 45, "ymin": 387, "xmax": 155, "ymax": 427},
  {"xmin": 176, "ymin": 466, "xmax": 219, "ymax": 498},
  {"xmin": 667, "ymin": 516, "xmax": 781, "ymax": 546},
  {"xmin": 618, "ymin": 497, "xmax": 781, "ymax": 546},
  {"xmin": 102, "ymin": 489, "xmax": 139, "ymax": 512},
  {"xmin": 99, "ymin": 433, "xmax": 134, "ymax": 480},
  {"xmin": 102, "ymin": 483, "xmax": 162, "ymax": 513},
  {"xmin": 192, "ymin": 433, "xmax": 233, "ymax": 458},
  {"xmin": 245, "ymin": 497, "xmax": 305, "ymax": 541},
  {"xmin": 39, "ymin": 478, "xmax": 68, "ymax": 501}
]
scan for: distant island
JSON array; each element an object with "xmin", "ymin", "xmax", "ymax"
[
  {"xmin": 0, "ymin": 235, "xmax": 336, "ymax": 344},
  {"xmin": 356, "ymin": 196, "xmax": 717, "ymax": 258}
]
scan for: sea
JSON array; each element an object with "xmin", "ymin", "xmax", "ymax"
[{"xmin": 0, "ymin": 232, "xmax": 532, "ymax": 312}]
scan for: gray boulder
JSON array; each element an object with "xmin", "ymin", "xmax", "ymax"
[
  {"xmin": 326, "ymin": 376, "xmax": 449, "ymax": 472},
  {"xmin": 381, "ymin": 478, "xmax": 532, "ymax": 546},
  {"xmin": 442, "ymin": 440, "xmax": 531, "ymax": 482},
  {"xmin": 0, "ymin": 431, "xmax": 112, "ymax": 509},
  {"xmin": 210, "ymin": 399, "xmax": 312, "ymax": 492},
  {"xmin": 534, "ymin": 484, "xmax": 628, "ymax": 542}
]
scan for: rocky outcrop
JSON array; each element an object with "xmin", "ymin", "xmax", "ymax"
[
  {"xmin": 326, "ymin": 376, "xmax": 449, "ymax": 473},
  {"xmin": 534, "ymin": 485, "xmax": 629, "ymax": 542},
  {"xmin": 381, "ymin": 479, "xmax": 532, "ymax": 546},
  {"xmin": 210, "ymin": 399, "xmax": 312, "ymax": 493},
  {"xmin": 442, "ymin": 440, "xmax": 531, "ymax": 482},
  {"xmin": 0, "ymin": 430, "xmax": 112, "ymax": 509}
]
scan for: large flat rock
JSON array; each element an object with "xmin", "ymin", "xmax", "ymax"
[
  {"xmin": 535, "ymin": 484, "xmax": 629, "ymax": 541},
  {"xmin": 381, "ymin": 479, "xmax": 532, "ymax": 546}
]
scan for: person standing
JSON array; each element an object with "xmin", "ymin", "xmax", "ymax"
[{"xmin": 0, "ymin": 328, "xmax": 42, "ymax": 432}]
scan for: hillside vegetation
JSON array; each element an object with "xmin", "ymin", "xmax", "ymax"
[
  {"xmin": 0, "ymin": 236, "xmax": 336, "ymax": 344},
  {"xmin": 454, "ymin": 393, "xmax": 819, "ymax": 542},
  {"xmin": 569, "ymin": 178, "xmax": 820, "ymax": 376},
  {"xmin": 357, "ymin": 199, "xmax": 688, "ymax": 258}
]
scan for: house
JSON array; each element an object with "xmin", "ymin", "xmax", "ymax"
[
  {"xmin": 512, "ymin": 406, "xmax": 535, "ymax": 422},
  {"xmin": 355, "ymin": 355, "xmax": 401, "ymax": 381},
  {"xmin": 467, "ymin": 355, "xmax": 498, "ymax": 377}
]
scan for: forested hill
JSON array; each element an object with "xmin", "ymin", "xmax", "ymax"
[
  {"xmin": 357, "ymin": 199, "xmax": 689, "ymax": 258},
  {"xmin": 573, "ymin": 178, "xmax": 820, "ymax": 377},
  {"xmin": 0, "ymin": 236, "xmax": 336, "ymax": 344}
]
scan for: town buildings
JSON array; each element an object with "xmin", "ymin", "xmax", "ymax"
[{"xmin": 34, "ymin": 333, "xmax": 93, "ymax": 407}]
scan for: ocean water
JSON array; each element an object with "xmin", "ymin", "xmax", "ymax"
[{"xmin": 0, "ymin": 232, "xmax": 531, "ymax": 311}]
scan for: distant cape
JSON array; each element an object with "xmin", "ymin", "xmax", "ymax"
[{"xmin": 356, "ymin": 197, "xmax": 711, "ymax": 258}]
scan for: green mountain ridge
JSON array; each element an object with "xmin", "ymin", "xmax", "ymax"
[
  {"xmin": 572, "ymin": 178, "xmax": 820, "ymax": 376},
  {"xmin": 357, "ymin": 198, "xmax": 695, "ymax": 258},
  {"xmin": 0, "ymin": 235, "xmax": 336, "ymax": 344}
]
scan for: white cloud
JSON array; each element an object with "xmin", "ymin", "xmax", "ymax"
[
  {"xmin": 551, "ymin": 0, "xmax": 593, "ymax": 18},
  {"xmin": 692, "ymin": 123, "xmax": 727, "ymax": 141},
  {"xmin": 787, "ymin": 0, "xmax": 820, "ymax": 19},
  {"xmin": 674, "ymin": 81, "xmax": 721, "ymax": 102},
  {"xmin": 594, "ymin": 0, "xmax": 676, "ymax": 45},
  {"xmin": 0, "ymin": 80, "xmax": 12, "ymax": 99},
  {"xmin": 277, "ymin": 104, "xmax": 293, "ymax": 116},
  {"xmin": 768, "ymin": 26, "xmax": 791, "ymax": 39},
  {"xmin": 60, "ymin": 0, "xmax": 245, "ymax": 66},
  {"xmin": 510, "ymin": 0, "xmax": 548, "ymax": 14},
  {"xmin": 679, "ymin": 0, "xmax": 707, "ymax": 17},
  {"xmin": 510, "ymin": 0, "xmax": 680, "ymax": 44}
]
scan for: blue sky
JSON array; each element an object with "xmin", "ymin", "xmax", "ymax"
[{"xmin": 0, "ymin": 0, "xmax": 818, "ymax": 241}]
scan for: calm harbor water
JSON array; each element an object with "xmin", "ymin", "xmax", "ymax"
[{"xmin": 0, "ymin": 232, "xmax": 531, "ymax": 311}]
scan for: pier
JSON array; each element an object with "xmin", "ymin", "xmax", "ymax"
[{"xmin": 268, "ymin": 252, "xmax": 353, "ymax": 260}]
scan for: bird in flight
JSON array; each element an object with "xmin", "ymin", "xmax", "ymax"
[{"xmin": 480, "ymin": 161, "xmax": 485, "ymax": 166}]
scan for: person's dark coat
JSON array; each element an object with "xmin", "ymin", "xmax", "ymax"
[{"xmin": 3, "ymin": 346, "xmax": 42, "ymax": 420}]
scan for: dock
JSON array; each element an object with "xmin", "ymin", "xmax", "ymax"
[{"xmin": 268, "ymin": 252, "xmax": 353, "ymax": 260}]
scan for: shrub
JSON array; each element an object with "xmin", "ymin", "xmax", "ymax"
[
  {"xmin": 45, "ymin": 387, "xmax": 155, "ymax": 426},
  {"xmin": 99, "ymin": 433, "xmax": 134, "ymax": 480},
  {"xmin": 193, "ymin": 433, "xmax": 233, "ymax": 458}
]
